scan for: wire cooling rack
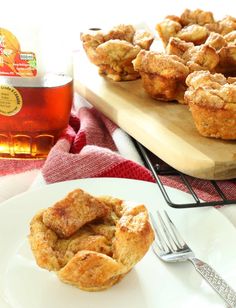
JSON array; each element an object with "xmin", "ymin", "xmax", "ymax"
[{"xmin": 133, "ymin": 140, "xmax": 236, "ymax": 208}]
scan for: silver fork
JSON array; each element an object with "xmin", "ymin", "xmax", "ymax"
[{"xmin": 150, "ymin": 210, "xmax": 236, "ymax": 308}]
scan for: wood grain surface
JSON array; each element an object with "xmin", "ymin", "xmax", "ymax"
[{"xmin": 74, "ymin": 52, "xmax": 236, "ymax": 180}]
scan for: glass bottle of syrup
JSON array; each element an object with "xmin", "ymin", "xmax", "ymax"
[{"xmin": 0, "ymin": 25, "xmax": 73, "ymax": 159}]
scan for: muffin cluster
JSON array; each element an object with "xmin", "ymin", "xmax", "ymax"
[{"xmin": 80, "ymin": 10, "xmax": 236, "ymax": 140}]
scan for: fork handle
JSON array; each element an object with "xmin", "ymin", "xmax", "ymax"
[{"xmin": 189, "ymin": 257, "xmax": 236, "ymax": 307}]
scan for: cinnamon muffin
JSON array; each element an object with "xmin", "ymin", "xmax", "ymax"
[
  {"xmin": 185, "ymin": 70, "xmax": 236, "ymax": 139},
  {"xmin": 29, "ymin": 188, "xmax": 154, "ymax": 291},
  {"xmin": 80, "ymin": 24, "xmax": 154, "ymax": 81},
  {"xmin": 133, "ymin": 49, "xmax": 189, "ymax": 104}
]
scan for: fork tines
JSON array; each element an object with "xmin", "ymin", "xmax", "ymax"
[{"xmin": 150, "ymin": 210, "xmax": 188, "ymax": 253}]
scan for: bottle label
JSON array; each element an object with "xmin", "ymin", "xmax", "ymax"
[
  {"xmin": 0, "ymin": 85, "xmax": 23, "ymax": 116},
  {"xmin": 0, "ymin": 28, "xmax": 37, "ymax": 77}
]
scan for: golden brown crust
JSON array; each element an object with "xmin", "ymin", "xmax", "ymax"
[
  {"xmin": 42, "ymin": 189, "xmax": 110, "ymax": 238},
  {"xmin": 185, "ymin": 70, "xmax": 236, "ymax": 139},
  {"xmin": 133, "ymin": 49, "xmax": 189, "ymax": 104},
  {"xmin": 29, "ymin": 210, "xmax": 61, "ymax": 271},
  {"xmin": 58, "ymin": 251, "xmax": 124, "ymax": 291},
  {"xmin": 29, "ymin": 189, "xmax": 154, "ymax": 291},
  {"xmin": 113, "ymin": 204, "xmax": 155, "ymax": 268}
]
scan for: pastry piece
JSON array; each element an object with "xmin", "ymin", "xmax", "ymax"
[
  {"xmin": 176, "ymin": 24, "xmax": 209, "ymax": 45},
  {"xmin": 103, "ymin": 24, "xmax": 135, "ymax": 42},
  {"xmin": 185, "ymin": 70, "xmax": 236, "ymax": 139},
  {"xmin": 224, "ymin": 30, "xmax": 236, "ymax": 43},
  {"xmin": 218, "ymin": 16, "xmax": 236, "ymax": 35},
  {"xmin": 204, "ymin": 31, "xmax": 236, "ymax": 75},
  {"xmin": 29, "ymin": 210, "xmax": 62, "ymax": 271},
  {"xmin": 80, "ymin": 29, "xmax": 105, "ymax": 65},
  {"xmin": 95, "ymin": 39, "xmax": 141, "ymax": 81},
  {"xmin": 216, "ymin": 45, "xmax": 236, "ymax": 76},
  {"xmin": 58, "ymin": 250, "xmax": 124, "ymax": 291},
  {"xmin": 113, "ymin": 204, "xmax": 155, "ymax": 268},
  {"xmin": 227, "ymin": 76, "xmax": 236, "ymax": 84},
  {"xmin": 167, "ymin": 37, "xmax": 219, "ymax": 73},
  {"xmin": 205, "ymin": 32, "xmax": 227, "ymax": 50},
  {"xmin": 42, "ymin": 188, "xmax": 110, "ymax": 238},
  {"xmin": 155, "ymin": 17, "xmax": 182, "ymax": 47},
  {"xmin": 29, "ymin": 189, "xmax": 154, "ymax": 291},
  {"xmin": 180, "ymin": 8, "xmax": 215, "ymax": 26},
  {"xmin": 133, "ymin": 29, "xmax": 154, "ymax": 50},
  {"xmin": 133, "ymin": 49, "xmax": 189, "ymax": 104},
  {"xmin": 166, "ymin": 37, "xmax": 193, "ymax": 57},
  {"xmin": 80, "ymin": 24, "xmax": 154, "ymax": 81},
  {"xmin": 182, "ymin": 44, "xmax": 219, "ymax": 72}
]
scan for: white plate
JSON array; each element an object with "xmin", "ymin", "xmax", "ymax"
[{"xmin": 0, "ymin": 178, "xmax": 236, "ymax": 308}]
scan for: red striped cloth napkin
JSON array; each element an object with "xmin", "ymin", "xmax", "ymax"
[
  {"xmin": 0, "ymin": 95, "xmax": 235, "ymax": 204},
  {"xmin": 41, "ymin": 105, "xmax": 153, "ymax": 183}
]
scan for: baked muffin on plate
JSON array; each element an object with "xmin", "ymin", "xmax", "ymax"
[{"xmin": 29, "ymin": 188, "xmax": 154, "ymax": 291}]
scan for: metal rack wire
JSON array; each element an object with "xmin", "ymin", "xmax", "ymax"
[{"xmin": 133, "ymin": 140, "xmax": 236, "ymax": 208}]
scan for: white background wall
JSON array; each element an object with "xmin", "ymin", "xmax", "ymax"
[{"xmin": 2, "ymin": 0, "xmax": 236, "ymax": 51}]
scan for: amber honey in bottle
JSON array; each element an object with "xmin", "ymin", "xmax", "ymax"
[
  {"xmin": 0, "ymin": 75, "xmax": 73, "ymax": 158},
  {"xmin": 0, "ymin": 27, "xmax": 73, "ymax": 159}
]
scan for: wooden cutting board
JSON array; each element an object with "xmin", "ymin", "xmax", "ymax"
[{"xmin": 74, "ymin": 52, "xmax": 236, "ymax": 180}]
